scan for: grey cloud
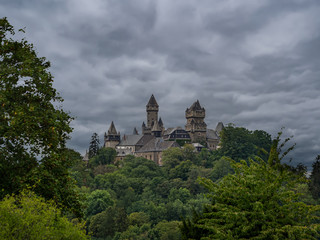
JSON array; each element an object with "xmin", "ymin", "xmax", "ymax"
[{"xmin": 1, "ymin": 0, "xmax": 320, "ymax": 168}]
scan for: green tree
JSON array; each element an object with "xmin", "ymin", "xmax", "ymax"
[
  {"xmin": 85, "ymin": 189, "xmax": 114, "ymax": 218},
  {"xmin": 209, "ymin": 156, "xmax": 234, "ymax": 181},
  {"xmin": 89, "ymin": 147, "xmax": 117, "ymax": 167},
  {"xmin": 153, "ymin": 220, "xmax": 182, "ymax": 240},
  {"xmin": 0, "ymin": 190, "xmax": 88, "ymax": 240},
  {"xmin": 128, "ymin": 212, "xmax": 150, "ymax": 227},
  {"xmin": 89, "ymin": 132, "xmax": 100, "ymax": 159},
  {"xmin": 181, "ymin": 157, "xmax": 320, "ymax": 239},
  {"xmin": 218, "ymin": 124, "xmax": 272, "ymax": 161},
  {"xmin": 88, "ymin": 206, "xmax": 128, "ymax": 239},
  {"xmin": 0, "ymin": 18, "xmax": 82, "ymax": 217},
  {"xmin": 309, "ymin": 155, "xmax": 320, "ymax": 200}
]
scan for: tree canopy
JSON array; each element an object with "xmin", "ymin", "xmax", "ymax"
[
  {"xmin": 0, "ymin": 190, "xmax": 88, "ymax": 240},
  {"xmin": 181, "ymin": 153, "xmax": 320, "ymax": 239},
  {"xmin": 0, "ymin": 17, "xmax": 81, "ymax": 217}
]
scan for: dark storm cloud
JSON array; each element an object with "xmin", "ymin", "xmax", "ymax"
[{"xmin": 1, "ymin": 0, "xmax": 320, "ymax": 168}]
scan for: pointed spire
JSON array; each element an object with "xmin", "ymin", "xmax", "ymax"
[
  {"xmin": 142, "ymin": 121, "xmax": 146, "ymax": 127},
  {"xmin": 158, "ymin": 117, "xmax": 163, "ymax": 127},
  {"xmin": 147, "ymin": 94, "xmax": 158, "ymax": 107},
  {"xmin": 108, "ymin": 121, "xmax": 117, "ymax": 135},
  {"xmin": 133, "ymin": 127, "xmax": 138, "ymax": 135}
]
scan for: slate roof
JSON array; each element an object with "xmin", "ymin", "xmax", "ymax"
[
  {"xmin": 206, "ymin": 129, "xmax": 219, "ymax": 140},
  {"xmin": 136, "ymin": 135, "xmax": 155, "ymax": 146},
  {"xmin": 215, "ymin": 122, "xmax": 224, "ymax": 135},
  {"xmin": 108, "ymin": 121, "xmax": 118, "ymax": 135},
  {"xmin": 136, "ymin": 138, "xmax": 180, "ymax": 153},
  {"xmin": 146, "ymin": 94, "xmax": 158, "ymax": 107},
  {"xmin": 117, "ymin": 134, "xmax": 155, "ymax": 147},
  {"xmin": 163, "ymin": 127, "xmax": 185, "ymax": 135},
  {"xmin": 117, "ymin": 148, "xmax": 133, "ymax": 157},
  {"xmin": 118, "ymin": 135, "xmax": 143, "ymax": 146}
]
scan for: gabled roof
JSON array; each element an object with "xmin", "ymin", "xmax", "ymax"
[
  {"xmin": 206, "ymin": 129, "xmax": 219, "ymax": 140},
  {"xmin": 136, "ymin": 135, "xmax": 155, "ymax": 146},
  {"xmin": 163, "ymin": 126, "xmax": 185, "ymax": 135},
  {"xmin": 136, "ymin": 138, "xmax": 180, "ymax": 153},
  {"xmin": 215, "ymin": 122, "xmax": 224, "ymax": 135},
  {"xmin": 108, "ymin": 121, "xmax": 118, "ymax": 135},
  {"xmin": 146, "ymin": 94, "xmax": 158, "ymax": 107}
]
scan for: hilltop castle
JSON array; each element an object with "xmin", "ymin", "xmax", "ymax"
[{"xmin": 103, "ymin": 95, "xmax": 224, "ymax": 165}]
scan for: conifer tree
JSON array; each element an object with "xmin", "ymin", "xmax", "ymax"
[
  {"xmin": 89, "ymin": 132, "xmax": 100, "ymax": 159},
  {"xmin": 309, "ymin": 155, "xmax": 320, "ymax": 200}
]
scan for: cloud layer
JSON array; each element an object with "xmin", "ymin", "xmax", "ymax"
[{"xmin": 1, "ymin": 0, "xmax": 320, "ymax": 167}]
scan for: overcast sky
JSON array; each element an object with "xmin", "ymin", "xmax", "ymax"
[{"xmin": 1, "ymin": 0, "xmax": 320, "ymax": 168}]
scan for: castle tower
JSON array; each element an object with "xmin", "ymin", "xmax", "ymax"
[
  {"xmin": 104, "ymin": 121, "xmax": 120, "ymax": 148},
  {"xmin": 185, "ymin": 100, "xmax": 207, "ymax": 142},
  {"xmin": 146, "ymin": 94, "xmax": 159, "ymax": 129}
]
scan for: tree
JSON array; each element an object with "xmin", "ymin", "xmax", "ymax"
[
  {"xmin": 0, "ymin": 190, "xmax": 89, "ymax": 240},
  {"xmin": 89, "ymin": 132, "xmax": 100, "ymax": 159},
  {"xmin": 85, "ymin": 189, "xmax": 114, "ymax": 218},
  {"xmin": 309, "ymin": 155, "xmax": 320, "ymax": 200},
  {"xmin": 89, "ymin": 147, "xmax": 116, "ymax": 167},
  {"xmin": 0, "ymin": 18, "xmax": 82, "ymax": 217},
  {"xmin": 209, "ymin": 156, "xmax": 234, "ymax": 181},
  {"xmin": 218, "ymin": 124, "xmax": 272, "ymax": 161},
  {"xmin": 88, "ymin": 206, "xmax": 128, "ymax": 239},
  {"xmin": 181, "ymin": 158, "xmax": 320, "ymax": 239}
]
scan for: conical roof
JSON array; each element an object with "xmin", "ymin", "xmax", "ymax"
[
  {"xmin": 147, "ymin": 94, "xmax": 158, "ymax": 107},
  {"xmin": 108, "ymin": 121, "xmax": 118, "ymax": 135},
  {"xmin": 133, "ymin": 127, "xmax": 139, "ymax": 135},
  {"xmin": 158, "ymin": 117, "xmax": 163, "ymax": 127}
]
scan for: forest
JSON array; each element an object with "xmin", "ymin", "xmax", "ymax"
[{"xmin": 1, "ymin": 17, "xmax": 320, "ymax": 239}]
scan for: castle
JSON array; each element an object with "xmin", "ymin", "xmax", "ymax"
[{"xmin": 103, "ymin": 94, "xmax": 224, "ymax": 165}]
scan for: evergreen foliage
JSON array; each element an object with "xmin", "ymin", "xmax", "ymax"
[
  {"xmin": 89, "ymin": 132, "xmax": 100, "ymax": 159},
  {"xmin": 309, "ymin": 155, "xmax": 320, "ymax": 200}
]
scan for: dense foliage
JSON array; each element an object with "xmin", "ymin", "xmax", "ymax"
[
  {"xmin": 0, "ymin": 190, "xmax": 88, "ymax": 240},
  {"xmin": 66, "ymin": 127, "xmax": 286, "ymax": 239},
  {"xmin": 0, "ymin": 17, "xmax": 81, "ymax": 216}
]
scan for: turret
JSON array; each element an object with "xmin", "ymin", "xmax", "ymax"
[
  {"xmin": 185, "ymin": 100, "xmax": 207, "ymax": 142},
  {"xmin": 146, "ymin": 94, "xmax": 159, "ymax": 129},
  {"xmin": 104, "ymin": 121, "xmax": 120, "ymax": 148}
]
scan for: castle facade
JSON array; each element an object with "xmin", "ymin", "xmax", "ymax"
[{"xmin": 104, "ymin": 95, "xmax": 223, "ymax": 165}]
